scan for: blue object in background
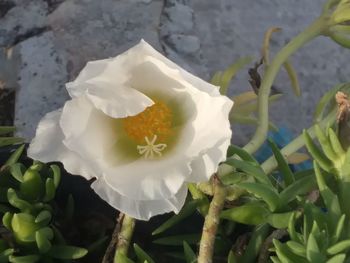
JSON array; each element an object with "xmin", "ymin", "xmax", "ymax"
[{"xmin": 255, "ymin": 126, "xmax": 313, "ymax": 172}]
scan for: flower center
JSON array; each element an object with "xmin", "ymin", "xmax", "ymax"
[{"xmin": 122, "ymin": 101, "xmax": 173, "ymax": 158}]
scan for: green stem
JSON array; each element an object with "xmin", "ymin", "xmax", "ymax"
[
  {"xmin": 243, "ymin": 17, "xmax": 328, "ymax": 154},
  {"xmin": 198, "ymin": 176, "xmax": 227, "ymax": 263},
  {"xmin": 261, "ymin": 109, "xmax": 336, "ymax": 174},
  {"xmin": 113, "ymin": 214, "xmax": 136, "ymax": 262}
]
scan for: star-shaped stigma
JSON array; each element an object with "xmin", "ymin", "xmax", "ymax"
[{"xmin": 137, "ymin": 135, "xmax": 167, "ymax": 159}]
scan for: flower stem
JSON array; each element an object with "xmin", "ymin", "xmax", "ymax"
[
  {"xmin": 243, "ymin": 17, "xmax": 328, "ymax": 154},
  {"xmin": 198, "ymin": 176, "xmax": 227, "ymax": 263},
  {"xmin": 261, "ymin": 108, "xmax": 336, "ymax": 174},
  {"xmin": 113, "ymin": 214, "xmax": 136, "ymax": 262}
]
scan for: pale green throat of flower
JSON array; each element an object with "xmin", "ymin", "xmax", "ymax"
[{"xmin": 122, "ymin": 101, "xmax": 173, "ymax": 159}]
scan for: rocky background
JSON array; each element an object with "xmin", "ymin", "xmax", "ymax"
[{"xmin": 0, "ymin": 0, "xmax": 349, "ymax": 144}]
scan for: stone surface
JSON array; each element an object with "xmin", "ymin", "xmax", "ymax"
[{"xmin": 0, "ymin": 0, "xmax": 349, "ymax": 144}]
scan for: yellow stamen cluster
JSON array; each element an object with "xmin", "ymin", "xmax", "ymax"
[{"xmin": 122, "ymin": 101, "xmax": 173, "ymax": 144}]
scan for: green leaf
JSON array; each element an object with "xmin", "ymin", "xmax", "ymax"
[
  {"xmin": 2, "ymin": 212, "xmax": 13, "ymax": 230},
  {"xmin": 43, "ymin": 178, "xmax": 56, "ymax": 202},
  {"xmin": 326, "ymin": 253, "xmax": 346, "ymax": 263},
  {"xmin": 87, "ymin": 235, "xmax": 108, "ymax": 252},
  {"xmin": 220, "ymin": 203, "xmax": 270, "ymax": 225},
  {"xmin": 36, "ymin": 230, "xmax": 52, "ymax": 253},
  {"xmin": 327, "ymin": 239, "xmax": 350, "ymax": 255},
  {"xmin": 37, "ymin": 227, "xmax": 54, "ymax": 240},
  {"xmin": 286, "ymin": 241, "xmax": 306, "ymax": 257},
  {"xmin": 328, "ymin": 128, "xmax": 345, "ymax": 156},
  {"xmin": 226, "ymin": 145, "xmax": 258, "ymax": 164},
  {"xmin": 288, "ymin": 213, "xmax": 302, "ymax": 243},
  {"xmin": 9, "ymin": 163, "xmax": 24, "ymax": 182},
  {"xmin": 0, "ymin": 126, "xmax": 15, "ymax": 135},
  {"xmin": 283, "ymin": 60, "xmax": 301, "ymax": 97},
  {"xmin": 227, "ymin": 251, "xmax": 237, "ymax": 263},
  {"xmin": 152, "ymin": 199, "xmax": 200, "ymax": 235},
  {"xmin": 35, "ymin": 210, "xmax": 52, "ymax": 225},
  {"xmin": 304, "ymin": 130, "xmax": 333, "ymax": 172},
  {"xmin": 0, "ymin": 137, "xmax": 24, "ymax": 147},
  {"xmin": 7, "ymin": 188, "xmax": 32, "ymax": 211},
  {"xmin": 273, "ymin": 239, "xmax": 308, "ymax": 263},
  {"xmin": 187, "ymin": 184, "xmax": 209, "ymax": 216},
  {"xmin": 0, "ymin": 248, "xmax": 14, "ymax": 263},
  {"xmin": 314, "ymin": 162, "xmax": 341, "ymax": 226},
  {"xmin": 50, "ymin": 165, "xmax": 61, "ymax": 188},
  {"xmin": 183, "ymin": 241, "xmax": 197, "ymax": 263},
  {"xmin": 133, "ymin": 243, "xmax": 155, "ymax": 263},
  {"xmin": 268, "ymin": 139, "xmax": 294, "ymax": 186},
  {"xmin": 236, "ymin": 182, "xmax": 281, "ymax": 212},
  {"xmin": 114, "ymin": 252, "xmax": 135, "ymax": 263},
  {"xmin": 225, "ymin": 158, "xmax": 272, "ymax": 186},
  {"xmin": 8, "ymin": 255, "xmax": 40, "ymax": 263},
  {"xmin": 306, "ymin": 233, "xmax": 324, "ymax": 262},
  {"xmin": 4, "ymin": 145, "xmax": 25, "ymax": 166},
  {"xmin": 48, "ymin": 245, "xmax": 88, "ymax": 259},
  {"xmin": 240, "ymin": 224, "xmax": 269, "ymax": 263},
  {"xmin": 279, "ymin": 175, "xmax": 316, "ymax": 206},
  {"xmin": 267, "ymin": 212, "xmax": 294, "ymax": 229},
  {"xmin": 153, "ymin": 234, "xmax": 199, "ymax": 246},
  {"xmin": 331, "ymin": 214, "xmax": 346, "ymax": 245},
  {"xmin": 219, "ymin": 57, "xmax": 252, "ymax": 95},
  {"xmin": 314, "ymin": 83, "xmax": 344, "ymax": 122},
  {"xmin": 315, "ymin": 125, "xmax": 338, "ymax": 162},
  {"xmin": 20, "ymin": 169, "xmax": 44, "ymax": 201}
]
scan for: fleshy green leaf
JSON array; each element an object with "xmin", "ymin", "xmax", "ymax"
[
  {"xmin": 226, "ymin": 145, "xmax": 258, "ymax": 164},
  {"xmin": 304, "ymin": 130, "xmax": 333, "ymax": 172},
  {"xmin": 4, "ymin": 145, "xmax": 25, "ymax": 166},
  {"xmin": 35, "ymin": 210, "xmax": 52, "ymax": 225},
  {"xmin": 220, "ymin": 203, "xmax": 270, "ymax": 225},
  {"xmin": 236, "ymin": 182, "xmax": 281, "ymax": 212},
  {"xmin": 227, "ymin": 251, "xmax": 237, "ymax": 263},
  {"xmin": 43, "ymin": 178, "xmax": 55, "ymax": 202},
  {"xmin": 50, "ymin": 165, "xmax": 61, "ymax": 188},
  {"xmin": 0, "ymin": 126, "xmax": 15, "ymax": 135},
  {"xmin": 8, "ymin": 255, "xmax": 40, "ymax": 263},
  {"xmin": 267, "ymin": 212, "xmax": 294, "ymax": 229},
  {"xmin": 133, "ymin": 243, "xmax": 155, "ymax": 263},
  {"xmin": 327, "ymin": 239, "xmax": 350, "ymax": 255},
  {"xmin": 0, "ymin": 137, "xmax": 24, "ymax": 147},
  {"xmin": 225, "ymin": 158, "xmax": 272, "ymax": 186},
  {"xmin": 283, "ymin": 60, "xmax": 301, "ymax": 97},
  {"xmin": 279, "ymin": 175, "xmax": 316, "ymax": 206},
  {"xmin": 36, "ymin": 230, "xmax": 52, "ymax": 253},
  {"xmin": 152, "ymin": 200, "xmax": 200, "ymax": 235},
  {"xmin": 326, "ymin": 253, "xmax": 346, "ymax": 263},
  {"xmin": 7, "ymin": 188, "xmax": 32, "ymax": 211},
  {"xmin": 268, "ymin": 139, "xmax": 294, "ymax": 186},
  {"xmin": 183, "ymin": 241, "xmax": 197, "ymax": 263},
  {"xmin": 48, "ymin": 245, "xmax": 88, "ymax": 259}
]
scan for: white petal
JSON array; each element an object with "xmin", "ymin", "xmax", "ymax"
[
  {"xmin": 85, "ymin": 80, "xmax": 154, "ymax": 118},
  {"xmin": 134, "ymin": 40, "xmax": 221, "ymax": 96},
  {"xmin": 189, "ymin": 139, "xmax": 231, "ymax": 182},
  {"xmin": 66, "ymin": 59, "xmax": 113, "ymax": 98},
  {"xmin": 102, "ymin": 157, "xmax": 191, "ymax": 200},
  {"xmin": 59, "ymin": 95, "xmax": 119, "ymax": 165},
  {"xmin": 27, "ymin": 110, "xmax": 96, "ymax": 180},
  {"xmin": 91, "ymin": 177, "xmax": 188, "ymax": 220}
]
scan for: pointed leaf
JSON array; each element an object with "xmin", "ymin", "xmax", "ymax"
[
  {"xmin": 43, "ymin": 178, "xmax": 55, "ymax": 202},
  {"xmin": 280, "ymin": 175, "xmax": 316, "ymax": 206},
  {"xmin": 183, "ymin": 241, "xmax": 197, "ymax": 263},
  {"xmin": 0, "ymin": 126, "xmax": 15, "ymax": 135},
  {"xmin": 133, "ymin": 244, "xmax": 155, "ymax": 263},
  {"xmin": 327, "ymin": 239, "xmax": 350, "ymax": 255},
  {"xmin": 4, "ymin": 145, "xmax": 25, "ymax": 166},
  {"xmin": 225, "ymin": 158, "xmax": 272, "ymax": 186},
  {"xmin": 48, "ymin": 245, "xmax": 87, "ymax": 259},
  {"xmin": 268, "ymin": 139, "xmax": 294, "ymax": 186},
  {"xmin": 0, "ymin": 137, "xmax": 24, "ymax": 147},
  {"xmin": 50, "ymin": 165, "xmax": 61, "ymax": 188},
  {"xmin": 152, "ymin": 200, "xmax": 200, "ymax": 235},
  {"xmin": 220, "ymin": 203, "xmax": 270, "ymax": 225},
  {"xmin": 226, "ymin": 145, "xmax": 258, "ymax": 164},
  {"xmin": 237, "ymin": 182, "xmax": 281, "ymax": 212},
  {"xmin": 283, "ymin": 60, "xmax": 301, "ymax": 96},
  {"xmin": 8, "ymin": 255, "xmax": 40, "ymax": 263},
  {"xmin": 35, "ymin": 210, "xmax": 52, "ymax": 225},
  {"xmin": 326, "ymin": 253, "xmax": 346, "ymax": 263},
  {"xmin": 267, "ymin": 212, "xmax": 294, "ymax": 228}
]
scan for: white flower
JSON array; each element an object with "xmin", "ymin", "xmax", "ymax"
[{"xmin": 28, "ymin": 40, "xmax": 233, "ymax": 220}]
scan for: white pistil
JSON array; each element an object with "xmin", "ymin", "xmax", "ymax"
[{"xmin": 137, "ymin": 135, "xmax": 167, "ymax": 159}]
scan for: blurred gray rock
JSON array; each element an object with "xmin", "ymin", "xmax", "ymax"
[{"xmin": 0, "ymin": 0, "xmax": 348, "ymax": 144}]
